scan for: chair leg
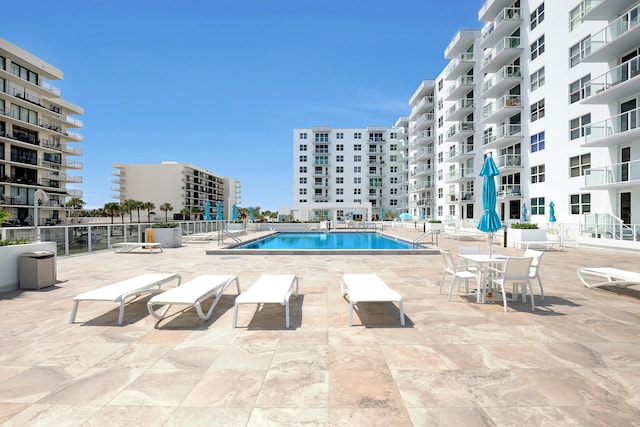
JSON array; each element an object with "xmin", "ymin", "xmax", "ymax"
[
  {"xmin": 528, "ymin": 281, "xmax": 535, "ymax": 311},
  {"xmin": 537, "ymin": 276, "xmax": 544, "ymax": 301},
  {"xmin": 439, "ymin": 272, "xmax": 447, "ymax": 294},
  {"xmin": 447, "ymin": 277, "xmax": 457, "ymax": 302},
  {"xmin": 500, "ymin": 283, "xmax": 508, "ymax": 312}
]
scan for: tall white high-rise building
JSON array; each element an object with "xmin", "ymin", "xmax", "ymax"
[
  {"xmin": 291, "ymin": 0, "xmax": 640, "ymax": 239},
  {"xmin": 0, "ymin": 38, "xmax": 84, "ymax": 226}
]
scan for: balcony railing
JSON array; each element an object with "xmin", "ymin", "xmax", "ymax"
[
  {"xmin": 584, "ymin": 159, "xmax": 640, "ymax": 187},
  {"xmin": 482, "ymin": 36, "xmax": 521, "ymax": 70},
  {"xmin": 496, "ymin": 153, "xmax": 522, "ymax": 168},
  {"xmin": 410, "ymin": 181, "xmax": 434, "ymax": 191},
  {"xmin": 482, "ymin": 65, "xmax": 521, "ymax": 95},
  {"xmin": 445, "ymin": 143, "xmax": 474, "ymax": 161},
  {"xmin": 445, "ymin": 168, "xmax": 475, "ymax": 182},
  {"xmin": 497, "ymin": 184, "xmax": 521, "ymax": 198},
  {"xmin": 586, "ymin": 4, "xmax": 640, "ymax": 59},
  {"xmin": 481, "ymin": 94, "xmax": 521, "ymax": 121},
  {"xmin": 445, "ymin": 75, "xmax": 474, "ymax": 99},
  {"xmin": 481, "ymin": 7, "xmax": 522, "ymax": 43},
  {"xmin": 482, "ymin": 123, "xmax": 522, "ymax": 146},
  {"xmin": 584, "ymin": 106, "xmax": 639, "ymax": 145},
  {"xmin": 443, "ymin": 52, "xmax": 474, "ymax": 78},
  {"xmin": 445, "ymin": 121, "xmax": 474, "ymax": 139},
  {"xmin": 410, "ymin": 164, "xmax": 433, "ymax": 176},
  {"xmin": 584, "ymin": 57, "xmax": 640, "ymax": 99},
  {"xmin": 445, "ymin": 98, "xmax": 474, "ymax": 120}
]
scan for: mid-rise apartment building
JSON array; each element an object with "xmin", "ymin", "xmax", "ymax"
[
  {"xmin": 111, "ymin": 161, "xmax": 240, "ymax": 220},
  {"xmin": 290, "ymin": 127, "xmax": 401, "ymax": 221},
  {"xmin": 0, "ymin": 38, "xmax": 84, "ymax": 226},
  {"xmin": 291, "ymin": 0, "xmax": 640, "ymax": 235}
]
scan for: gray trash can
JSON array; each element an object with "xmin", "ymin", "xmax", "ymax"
[{"xmin": 19, "ymin": 251, "xmax": 56, "ymax": 290}]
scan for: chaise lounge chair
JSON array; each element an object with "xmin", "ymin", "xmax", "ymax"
[
  {"xmin": 147, "ymin": 274, "xmax": 240, "ymax": 322},
  {"xmin": 70, "ymin": 273, "xmax": 182, "ymax": 325},
  {"xmin": 341, "ymin": 274, "xmax": 405, "ymax": 326},
  {"xmin": 233, "ymin": 274, "xmax": 299, "ymax": 328},
  {"xmin": 111, "ymin": 242, "xmax": 163, "ymax": 253},
  {"xmin": 577, "ymin": 267, "xmax": 640, "ymax": 289}
]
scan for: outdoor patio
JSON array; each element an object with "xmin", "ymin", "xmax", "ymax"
[{"xmin": 0, "ymin": 227, "xmax": 639, "ymax": 426}]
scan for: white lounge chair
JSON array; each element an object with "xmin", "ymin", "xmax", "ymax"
[
  {"xmin": 577, "ymin": 268, "xmax": 640, "ymax": 289},
  {"xmin": 111, "ymin": 242, "xmax": 163, "ymax": 253},
  {"xmin": 70, "ymin": 273, "xmax": 181, "ymax": 325},
  {"xmin": 341, "ymin": 274, "xmax": 405, "ymax": 326},
  {"xmin": 233, "ymin": 274, "xmax": 299, "ymax": 328},
  {"xmin": 147, "ymin": 275, "xmax": 240, "ymax": 322}
]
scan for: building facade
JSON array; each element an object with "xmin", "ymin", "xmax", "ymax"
[
  {"xmin": 111, "ymin": 161, "xmax": 240, "ymax": 220},
  {"xmin": 0, "ymin": 38, "xmax": 84, "ymax": 226},
  {"xmin": 291, "ymin": 0, "xmax": 640, "ymax": 236}
]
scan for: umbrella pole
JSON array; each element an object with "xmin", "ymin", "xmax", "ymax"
[{"xmin": 488, "ymin": 234, "xmax": 493, "ymax": 258}]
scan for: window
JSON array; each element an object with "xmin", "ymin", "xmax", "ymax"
[
  {"xmin": 531, "ymin": 164, "xmax": 545, "ymax": 183},
  {"xmin": 390, "ymin": 200, "xmax": 398, "ymax": 206},
  {"xmin": 530, "ymin": 67, "xmax": 545, "ymax": 91},
  {"xmin": 530, "ymin": 3, "xmax": 545, "ymax": 30},
  {"xmin": 570, "ymin": 193, "xmax": 591, "ymax": 214},
  {"xmin": 390, "ymin": 166, "xmax": 398, "ymax": 173},
  {"xmin": 354, "ymin": 144, "xmax": 361, "ymax": 151},
  {"xmin": 10, "ymin": 62, "xmax": 38, "ymax": 84},
  {"xmin": 438, "ymin": 152, "xmax": 443, "ymax": 162},
  {"xmin": 531, "ymin": 99, "xmax": 545, "ymax": 121},
  {"xmin": 569, "ymin": 3, "xmax": 584, "ymax": 31},
  {"xmin": 299, "ymin": 132, "xmax": 307, "ymax": 139},
  {"xmin": 570, "ymin": 154, "xmax": 591, "ymax": 177},
  {"xmin": 438, "ymin": 170, "xmax": 443, "ymax": 181},
  {"xmin": 336, "ymin": 132, "xmax": 344, "ymax": 139},
  {"xmin": 315, "ymin": 156, "xmax": 328, "ymax": 165},
  {"xmin": 336, "ymin": 155, "xmax": 344, "ymax": 162},
  {"xmin": 299, "ymin": 166, "xmax": 307, "ymax": 173},
  {"xmin": 438, "ymin": 117, "xmax": 443, "ymax": 128},
  {"xmin": 531, "ymin": 197, "xmax": 545, "ymax": 215},
  {"xmin": 570, "ymin": 37, "xmax": 591, "ymax": 67},
  {"xmin": 299, "ymin": 144, "xmax": 307, "ymax": 151},
  {"xmin": 354, "ymin": 166, "xmax": 361, "ymax": 173},
  {"xmin": 354, "ymin": 155, "xmax": 361, "ymax": 162},
  {"xmin": 531, "ymin": 131, "xmax": 545, "ymax": 152},
  {"xmin": 336, "ymin": 166, "xmax": 344, "ymax": 173},
  {"xmin": 390, "ymin": 144, "xmax": 397, "ymax": 151},
  {"xmin": 354, "ymin": 177, "xmax": 361, "ymax": 184},
  {"xmin": 336, "ymin": 188, "xmax": 343, "ymax": 195},
  {"xmin": 336, "ymin": 199, "xmax": 343, "ymax": 203},
  {"xmin": 354, "ymin": 188, "xmax": 361, "ymax": 195},
  {"xmin": 354, "ymin": 132, "xmax": 361, "ymax": 139},
  {"xmin": 389, "ymin": 188, "xmax": 397, "ymax": 195},
  {"xmin": 438, "ymin": 206, "xmax": 443, "ymax": 216},
  {"xmin": 438, "ymin": 79, "xmax": 443, "ymax": 91},
  {"xmin": 299, "ymin": 155, "xmax": 307, "ymax": 162},
  {"xmin": 390, "ymin": 132, "xmax": 397, "ymax": 139},
  {"xmin": 299, "ymin": 188, "xmax": 307, "ymax": 195},
  {"xmin": 299, "ymin": 199, "xmax": 307, "ymax": 203},
  {"xmin": 390, "ymin": 177, "xmax": 398, "ymax": 184},
  {"xmin": 570, "ymin": 114, "xmax": 591, "ymax": 140},
  {"xmin": 336, "ymin": 144, "xmax": 344, "ymax": 151},
  {"xmin": 530, "ymin": 35, "xmax": 545, "ymax": 61},
  {"xmin": 299, "ymin": 177, "xmax": 307, "ymax": 184},
  {"xmin": 315, "ymin": 133, "xmax": 329, "ymax": 142},
  {"xmin": 438, "ymin": 188, "xmax": 443, "ymax": 199},
  {"xmin": 569, "ymin": 75, "xmax": 591, "ymax": 104},
  {"xmin": 449, "ymin": 205, "xmax": 456, "ymax": 216},
  {"xmin": 390, "ymin": 155, "xmax": 398, "ymax": 162}
]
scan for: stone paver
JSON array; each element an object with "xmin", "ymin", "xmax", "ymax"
[{"xmin": 1, "ymin": 227, "xmax": 639, "ymax": 426}]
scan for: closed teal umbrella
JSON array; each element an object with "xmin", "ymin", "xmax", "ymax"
[
  {"xmin": 204, "ymin": 200, "xmax": 212, "ymax": 221},
  {"xmin": 549, "ymin": 201, "xmax": 556, "ymax": 222},
  {"xmin": 381, "ymin": 207, "xmax": 385, "ymax": 221},
  {"xmin": 477, "ymin": 156, "xmax": 502, "ymax": 257},
  {"xmin": 232, "ymin": 204, "xmax": 237, "ymax": 221},
  {"xmin": 250, "ymin": 207, "xmax": 255, "ymax": 222},
  {"xmin": 521, "ymin": 203, "xmax": 528, "ymax": 222},
  {"xmin": 216, "ymin": 202, "xmax": 222, "ymax": 220}
]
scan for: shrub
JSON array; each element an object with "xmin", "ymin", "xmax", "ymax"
[
  {"xmin": 151, "ymin": 222, "xmax": 178, "ymax": 229},
  {"xmin": 428, "ymin": 220, "xmax": 442, "ymax": 223},
  {"xmin": 510, "ymin": 222, "xmax": 539, "ymax": 229},
  {"xmin": 0, "ymin": 238, "xmax": 30, "ymax": 246}
]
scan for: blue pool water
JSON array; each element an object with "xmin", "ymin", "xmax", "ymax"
[{"xmin": 239, "ymin": 232, "xmax": 415, "ymax": 250}]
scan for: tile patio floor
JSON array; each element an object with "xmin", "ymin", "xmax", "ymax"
[{"xmin": 1, "ymin": 227, "xmax": 640, "ymax": 426}]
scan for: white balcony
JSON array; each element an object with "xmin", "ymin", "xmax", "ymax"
[
  {"xmin": 582, "ymin": 57, "xmax": 640, "ymax": 104},
  {"xmin": 496, "ymin": 153, "xmax": 523, "ymax": 171},
  {"xmin": 447, "ymin": 192, "xmax": 475, "ymax": 203},
  {"xmin": 583, "ymin": 106, "xmax": 640, "ymax": 148},
  {"xmin": 410, "ymin": 181, "xmax": 434, "ymax": 191},
  {"xmin": 410, "ymin": 96, "xmax": 435, "ymax": 116},
  {"xmin": 445, "ymin": 75, "xmax": 475, "ymax": 101},
  {"xmin": 481, "ymin": 7, "xmax": 523, "ymax": 48},
  {"xmin": 411, "ymin": 112, "xmax": 435, "ymax": 131},
  {"xmin": 409, "ymin": 147, "xmax": 434, "ymax": 163},
  {"xmin": 445, "ymin": 98, "xmax": 474, "ymax": 122},
  {"xmin": 445, "ymin": 143, "xmax": 475, "ymax": 162},
  {"xmin": 481, "ymin": 36, "xmax": 522, "ymax": 73},
  {"xmin": 482, "ymin": 123, "xmax": 522, "ymax": 149},
  {"xmin": 583, "ymin": 4, "xmax": 640, "ymax": 63},
  {"xmin": 478, "ymin": 0, "xmax": 512, "ymax": 22},
  {"xmin": 443, "ymin": 53, "xmax": 475, "ymax": 81},
  {"xmin": 445, "ymin": 168, "xmax": 476, "ymax": 183},
  {"xmin": 481, "ymin": 95, "xmax": 522, "ymax": 123},
  {"xmin": 481, "ymin": 65, "xmax": 522, "ymax": 98},
  {"xmin": 583, "ymin": 0, "xmax": 638, "ymax": 21},
  {"xmin": 584, "ymin": 159, "xmax": 640, "ymax": 190},
  {"xmin": 445, "ymin": 121, "xmax": 474, "ymax": 142},
  {"xmin": 411, "ymin": 130, "xmax": 434, "ymax": 147},
  {"xmin": 409, "ymin": 80, "xmax": 435, "ymax": 106},
  {"xmin": 497, "ymin": 184, "xmax": 522, "ymax": 198},
  {"xmin": 410, "ymin": 164, "xmax": 434, "ymax": 177},
  {"xmin": 444, "ymin": 29, "xmax": 479, "ymax": 59}
]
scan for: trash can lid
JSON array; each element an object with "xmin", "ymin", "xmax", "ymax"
[{"xmin": 20, "ymin": 250, "xmax": 55, "ymax": 258}]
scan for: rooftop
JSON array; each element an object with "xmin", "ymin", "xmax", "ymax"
[{"xmin": 1, "ymin": 227, "xmax": 640, "ymax": 425}]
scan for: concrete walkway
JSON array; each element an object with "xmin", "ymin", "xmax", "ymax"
[{"xmin": 0, "ymin": 227, "xmax": 639, "ymax": 426}]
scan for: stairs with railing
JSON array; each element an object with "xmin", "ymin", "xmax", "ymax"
[{"xmin": 581, "ymin": 213, "xmax": 638, "ymax": 241}]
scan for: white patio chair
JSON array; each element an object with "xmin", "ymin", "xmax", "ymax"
[
  {"xmin": 439, "ymin": 249, "xmax": 479, "ymax": 302},
  {"xmin": 490, "ymin": 256, "xmax": 535, "ymax": 312},
  {"xmin": 458, "ymin": 245, "xmax": 481, "ymax": 273},
  {"xmin": 524, "ymin": 249, "xmax": 544, "ymax": 300}
]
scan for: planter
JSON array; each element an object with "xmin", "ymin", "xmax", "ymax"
[
  {"xmin": 145, "ymin": 227, "xmax": 182, "ymax": 248},
  {"xmin": 0, "ymin": 242, "xmax": 57, "ymax": 292},
  {"xmin": 507, "ymin": 228, "xmax": 546, "ymax": 248},
  {"xmin": 426, "ymin": 223, "xmax": 445, "ymax": 233},
  {"xmin": 227, "ymin": 223, "xmax": 245, "ymax": 231}
]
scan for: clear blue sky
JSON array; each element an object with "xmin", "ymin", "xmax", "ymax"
[{"xmin": 4, "ymin": 0, "xmax": 485, "ymax": 211}]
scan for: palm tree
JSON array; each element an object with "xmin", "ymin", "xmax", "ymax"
[
  {"xmin": 103, "ymin": 202, "xmax": 120, "ymax": 224},
  {"xmin": 0, "ymin": 209, "xmax": 10, "ymax": 224},
  {"xmin": 66, "ymin": 197, "xmax": 86, "ymax": 216},
  {"xmin": 120, "ymin": 199, "xmax": 134, "ymax": 223},
  {"xmin": 191, "ymin": 206, "xmax": 203, "ymax": 220},
  {"xmin": 180, "ymin": 207, "xmax": 191, "ymax": 220},
  {"xmin": 143, "ymin": 201, "xmax": 155, "ymax": 222},
  {"xmin": 159, "ymin": 203, "xmax": 173, "ymax": 222}
]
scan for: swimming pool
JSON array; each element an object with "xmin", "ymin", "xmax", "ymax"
[{"xmin": 239, "ymin": 232, "xmax": 415, "ymax": 250}]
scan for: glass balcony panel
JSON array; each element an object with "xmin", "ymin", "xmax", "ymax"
[{"xmin": 583, "ymin": 106, "xmax": 640, "ymax": 147}]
